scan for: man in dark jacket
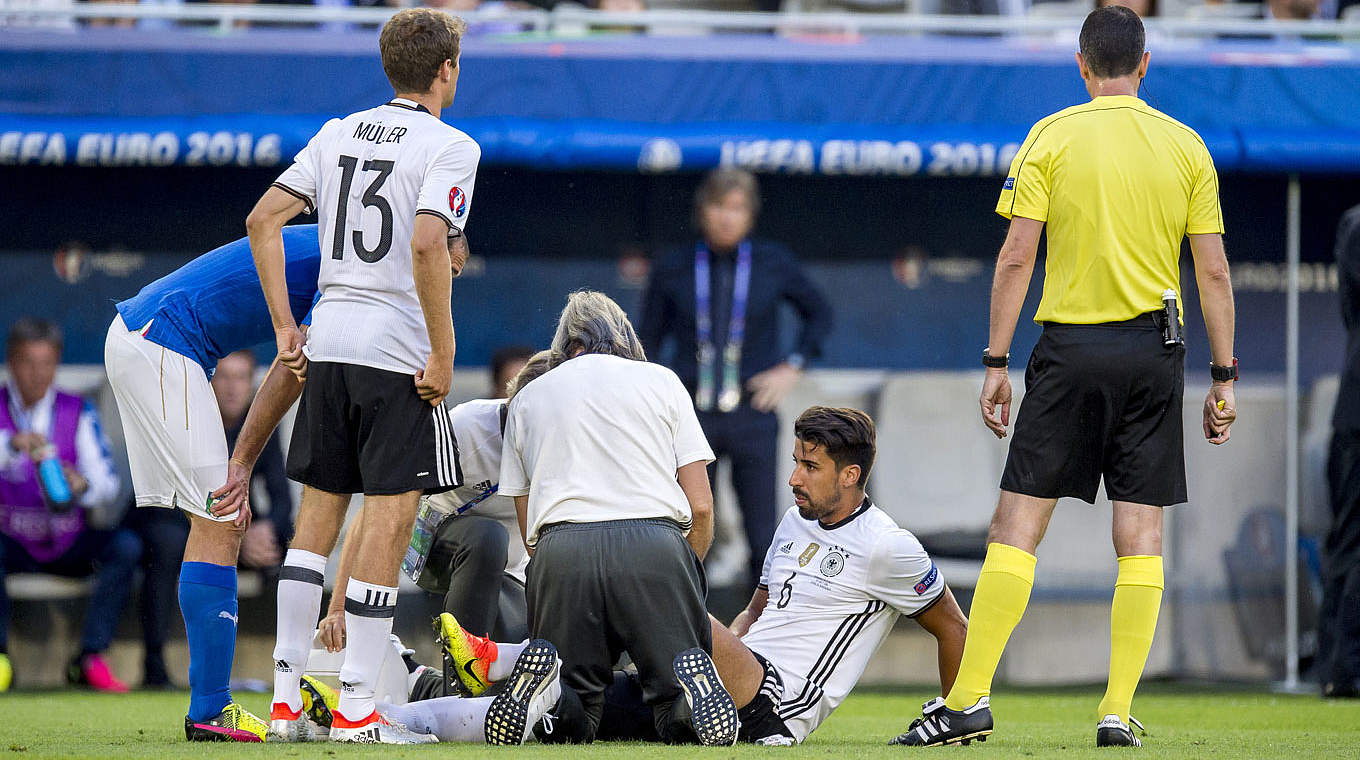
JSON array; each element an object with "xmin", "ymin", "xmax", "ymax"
[{"xmin": 638, "ymin": 169, "xmax": 832, "ymax": 589}]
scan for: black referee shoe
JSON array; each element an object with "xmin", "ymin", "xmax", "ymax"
[
  {"xmin": 888, "ymin": 696, "xmax": 992, "ymax": 746},
  {"xmin": 1096, "ymin": 714, "xmax": 1145, "ymax": 747}
]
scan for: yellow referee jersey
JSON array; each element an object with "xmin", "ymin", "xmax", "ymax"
[{"xmin": 997, "ymin": 94, "xmax": 1224, "ymax": 325}]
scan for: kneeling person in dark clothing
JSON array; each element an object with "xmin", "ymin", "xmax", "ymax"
[{"xmin": 499, "ymin": 291, "xmax": 737, "ymax": 746}]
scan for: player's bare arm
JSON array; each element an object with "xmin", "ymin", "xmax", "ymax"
[
  {"xmin": 245, "ymin": 186, "xmax": 310, "ymax": 380},
  {"xmin": 912, "ymin": 586, "xmax": 968, "ymax": 697},
  {"xmin": 729, "ymin": 585, "xmax": 769, "ymax": 637},
  {"xmin": 981, "ymin": 215, "xmax": 1044, "ymax": 439},
  {"xmin": 211, "ymin": 351, "xmax": 306, "ymax": 521},
  {"xmin": 514, "ymin": 494, "xmax": 531, "ymax": 556},
  {"xmin": 677, "ymin": 459, "xmax": 715, "ymax": 559},
  {"xmin": 413, "ymin": 212, "xmax": 455, "ymax": 406},
  {"xmin": 318, "ymin": 513, "xmax": 365, "ymax": 653},
  {"xmin": 1189, "ymin": 232, "xmax": 1237, "ymax": 444}
]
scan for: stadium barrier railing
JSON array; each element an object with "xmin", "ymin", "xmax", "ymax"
[{"xmin": 4, "ymin": 4, "xmax": 1360, "ymax": 39}]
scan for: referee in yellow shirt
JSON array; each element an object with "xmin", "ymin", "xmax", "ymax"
[{"xmin": 896, "ymin": 7, "xmax": 1238, "ymax": 749}]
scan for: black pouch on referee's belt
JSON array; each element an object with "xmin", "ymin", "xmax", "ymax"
[{"xmin": 1158, "ymin": 289, "xmax": 1184, "ymax": 346}]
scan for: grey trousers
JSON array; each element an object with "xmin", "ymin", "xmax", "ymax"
[
  {"xmin": 527, "ymin": 518, "xmax": 710, "ymax": 744},
  {"xmin": 425, "ymin": 514, "xmax": 529, "ymax": 642}
]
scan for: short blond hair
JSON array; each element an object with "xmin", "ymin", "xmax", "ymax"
[{"xmin": 379, "ymin": 9, "xmax": 467, "ymax": 94}]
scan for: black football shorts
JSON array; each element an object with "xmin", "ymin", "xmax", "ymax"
[
  {"xmin": 1000, "ymin": 313, "xmax": 1187, "ymax": 507},
  {"xmin": 286, "ymin": 361, "xmax": 460, "ymax": 496}
]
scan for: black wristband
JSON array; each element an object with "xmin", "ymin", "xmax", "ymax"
[
  {"xmin": 983, "ymin": 349, "xmax": 1009, "ymax": 369},
  {"xmin": 1210, "ymin": 359, "xmax": 1239, "ymax": 382}
]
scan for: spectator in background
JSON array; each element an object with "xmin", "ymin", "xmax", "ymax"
[
  {"xmin": 490, "ymin": 345, "xmax": 535, "ymax": 399},
  {"xmin": 0, "ymin": 318, "xmax": 131, "ymax": 693},
  {"xmin": 639, "ymin": 169, "xmax": 832, "ymax": 590},
  {"xmin": 1320, "ymin": 204, "xmax": 1360, "ymax": 699}
]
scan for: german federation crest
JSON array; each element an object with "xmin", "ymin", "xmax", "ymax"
[{"xmin": 820, "ymin": 551, "xmax": 845, "ymax": 577}]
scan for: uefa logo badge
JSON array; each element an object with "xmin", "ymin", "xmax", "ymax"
[{"xmin": 449, "ymin": 187, "xmax": 467, "ymax": 218}]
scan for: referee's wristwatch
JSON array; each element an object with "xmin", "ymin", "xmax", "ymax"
[
  {"xmin": 982, "ymin": 349, "xmax": 1009, "ymax": 369},
  {"xmin": 1210, "ymin": 358, "xmax": 1239, "ymax": 383}
]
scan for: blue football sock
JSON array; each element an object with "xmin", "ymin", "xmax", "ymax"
[{"xmin": 179, "ymin": 561, "xmax": 238, "ymax": 722}]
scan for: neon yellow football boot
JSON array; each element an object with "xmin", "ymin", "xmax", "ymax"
[
  {"xmin": 435, "ymin": 612, "xmax": 498, "ymax": 697},
  {"xmin": 184, "ymin": 702, "xmax": 268, "ymax": 742}
]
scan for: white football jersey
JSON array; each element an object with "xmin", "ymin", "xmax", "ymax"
[
  {"xmin": 740, "ymin": 500, "xmax": 945, "ymax": 743},
  {"xmin": 425, "ymin": 398, "xmax": 527, "ymax": 583},
  {"xmin": 273, "ymin": 98, "xmax": 481, "ymax": 375}
]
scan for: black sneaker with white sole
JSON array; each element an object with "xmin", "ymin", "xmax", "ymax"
[
  {"xmin": 673, "ymin": 647, "xmax": 740, "ymax": 746},
  {"xmin": 1096, "ymin": 714, "xmax": 1144, "ymax": 747},
  {"xmin": 483, "ymin": 640, "xmax": 562, "ymax": 746},
  {"xmin": 888, "ymin": 696, "xmax": 992, "ymax": 746}
]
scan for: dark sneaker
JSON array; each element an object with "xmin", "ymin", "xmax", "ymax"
[
  {"xmin": 889, "ymin": 696, "xmax": 992, "ymax": 746},
  {"xmin": 483, "ymin": 640, "xmax": 562, "ymax": 745},
  {"xmin": 1096, "ymin": 714, "xmax": 1144, "ymax": 747},
  {"xmin": 673, "ymin": 647, "xmax": 740, "ymax": 746}
]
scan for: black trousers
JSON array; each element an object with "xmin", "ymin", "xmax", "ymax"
[
  {"xmin": 699, "ymin": 405, "xmax": 779, "ymax": 585},
  {"xmin": 425, "ymin": 515, "xmax": 528, "ymax": 642},
  {"xmin": 1320, "ymin": 431, "xmax": 1360, "ymax": 690},
  {"xmin": 527, "ymin": 519, "xmax": 710, "ymax": 744}
]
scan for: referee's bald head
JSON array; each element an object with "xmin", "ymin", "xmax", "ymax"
[{"xmin": 1079, "ymin": 6, "xmax": 1146, "ymax": 80}]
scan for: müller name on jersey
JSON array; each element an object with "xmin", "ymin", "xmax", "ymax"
[{"xmin": 353, "ymin": 123, "xmax": 407, "ymax": 145}]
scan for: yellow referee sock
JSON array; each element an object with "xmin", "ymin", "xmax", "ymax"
[
  {"xmin": 1097, "ymin": 555, "xmax": 1164, "ymax": 724},
  {"xmin": 944, "ymin": 542, "xmax": 1037, "ymax": 711}
]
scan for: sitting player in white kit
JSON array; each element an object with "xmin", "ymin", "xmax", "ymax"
[{"xmin": 397, "ymin": 405, "xmax": 969, "ymax": 745}]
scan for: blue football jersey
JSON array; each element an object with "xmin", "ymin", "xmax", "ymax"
[{"xmin": 115, "ymin": 225, "xmax": 321, "ymax": 377}]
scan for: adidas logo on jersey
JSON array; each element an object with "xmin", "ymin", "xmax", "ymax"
[{"xmin": 778, "ymin": 541, "xmax": 794, "ymax": 555}]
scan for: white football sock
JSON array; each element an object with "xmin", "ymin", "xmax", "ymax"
[
  {"xmin": 271, "ymin": 549, "xmax": 327, "ymax": 713},
  {"xmin": 488, "ymin": 639, "xmax": 530, "ymax": 682},
  {"xmin": 381, "ymin": 697, "xmax": 494, "ymax": 743},
  {"xmin": 336, "ymin": 578, "xmax": 398, "ymax": 722}
]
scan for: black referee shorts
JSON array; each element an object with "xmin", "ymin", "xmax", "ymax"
[
  {"xmin": 1000, "ymin": 313, "xmax": 1187, "ymax": 507},
  {"xmin": 286, "ymin": 361, "xmax": 460, "ymax": 496}
]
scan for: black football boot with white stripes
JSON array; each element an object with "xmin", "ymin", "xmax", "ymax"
[
  {"xmin": 889, "ymin": 696, "xmax": 992, "ymax": 747},
  {"xmin": 1096, "ymin": 714, "xmax": 1145, "ymax": 747}
]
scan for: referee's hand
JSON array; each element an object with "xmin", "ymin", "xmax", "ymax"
[
  {"xmin": 1203, "ymin": 383, "xmax": 1237, "ymax": 445},
  {"xmin": 980, "ymin": 368, "xmax": 1013, "ymax": 439}
]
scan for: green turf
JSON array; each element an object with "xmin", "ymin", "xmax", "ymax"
[{"xmin": 2, "ymin": 685, "xmax": 1357, "ymax": 759}]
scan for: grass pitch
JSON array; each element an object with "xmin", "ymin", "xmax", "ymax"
[{"xmin": 2, "ymin": 684, "xmax": 1356, "ymax": 759}]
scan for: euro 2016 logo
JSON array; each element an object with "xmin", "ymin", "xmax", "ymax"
[{"xmin": 449, "ymin": 187, "xmax": 467, "ymax": 218}]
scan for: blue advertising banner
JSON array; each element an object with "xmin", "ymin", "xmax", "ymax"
[{"xmin": 2, "ymin": 30, "xmax": 1358, "ymax": 174}]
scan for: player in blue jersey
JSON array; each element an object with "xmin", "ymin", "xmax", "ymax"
[
  {"xmin": 106, "ymin": 224, "xmax": 470, "ymax": 742},
  {"xmin": 104, "ymin": 224, "xmax": 324, "ymax": 742}
]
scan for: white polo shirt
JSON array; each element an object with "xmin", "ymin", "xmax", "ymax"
[{"xmin": 499, "ymin": 354, "xmax": 714, "ymax": 548}]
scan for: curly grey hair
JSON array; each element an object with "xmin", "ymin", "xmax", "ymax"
[{"xmin": 549, "ymin": 290, "xmax": 647, "ymax": 362}]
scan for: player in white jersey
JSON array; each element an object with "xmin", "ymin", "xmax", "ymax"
[
  {"xmin": 431, "ymin": 405, "xmax": 969, "ymax": 745},
  {"xmin": 243, "ymin": 7, "xmax": 480, "ymax": 745}
]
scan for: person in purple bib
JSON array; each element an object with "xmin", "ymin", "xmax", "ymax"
[{"xmin": 0, "ymin": 318, "xmax": 132, "ymax": 693}]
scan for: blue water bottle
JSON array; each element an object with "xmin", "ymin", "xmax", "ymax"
[{"xmin": 35, "ymin": 444, "xmax": 73, "ymax": 513}]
